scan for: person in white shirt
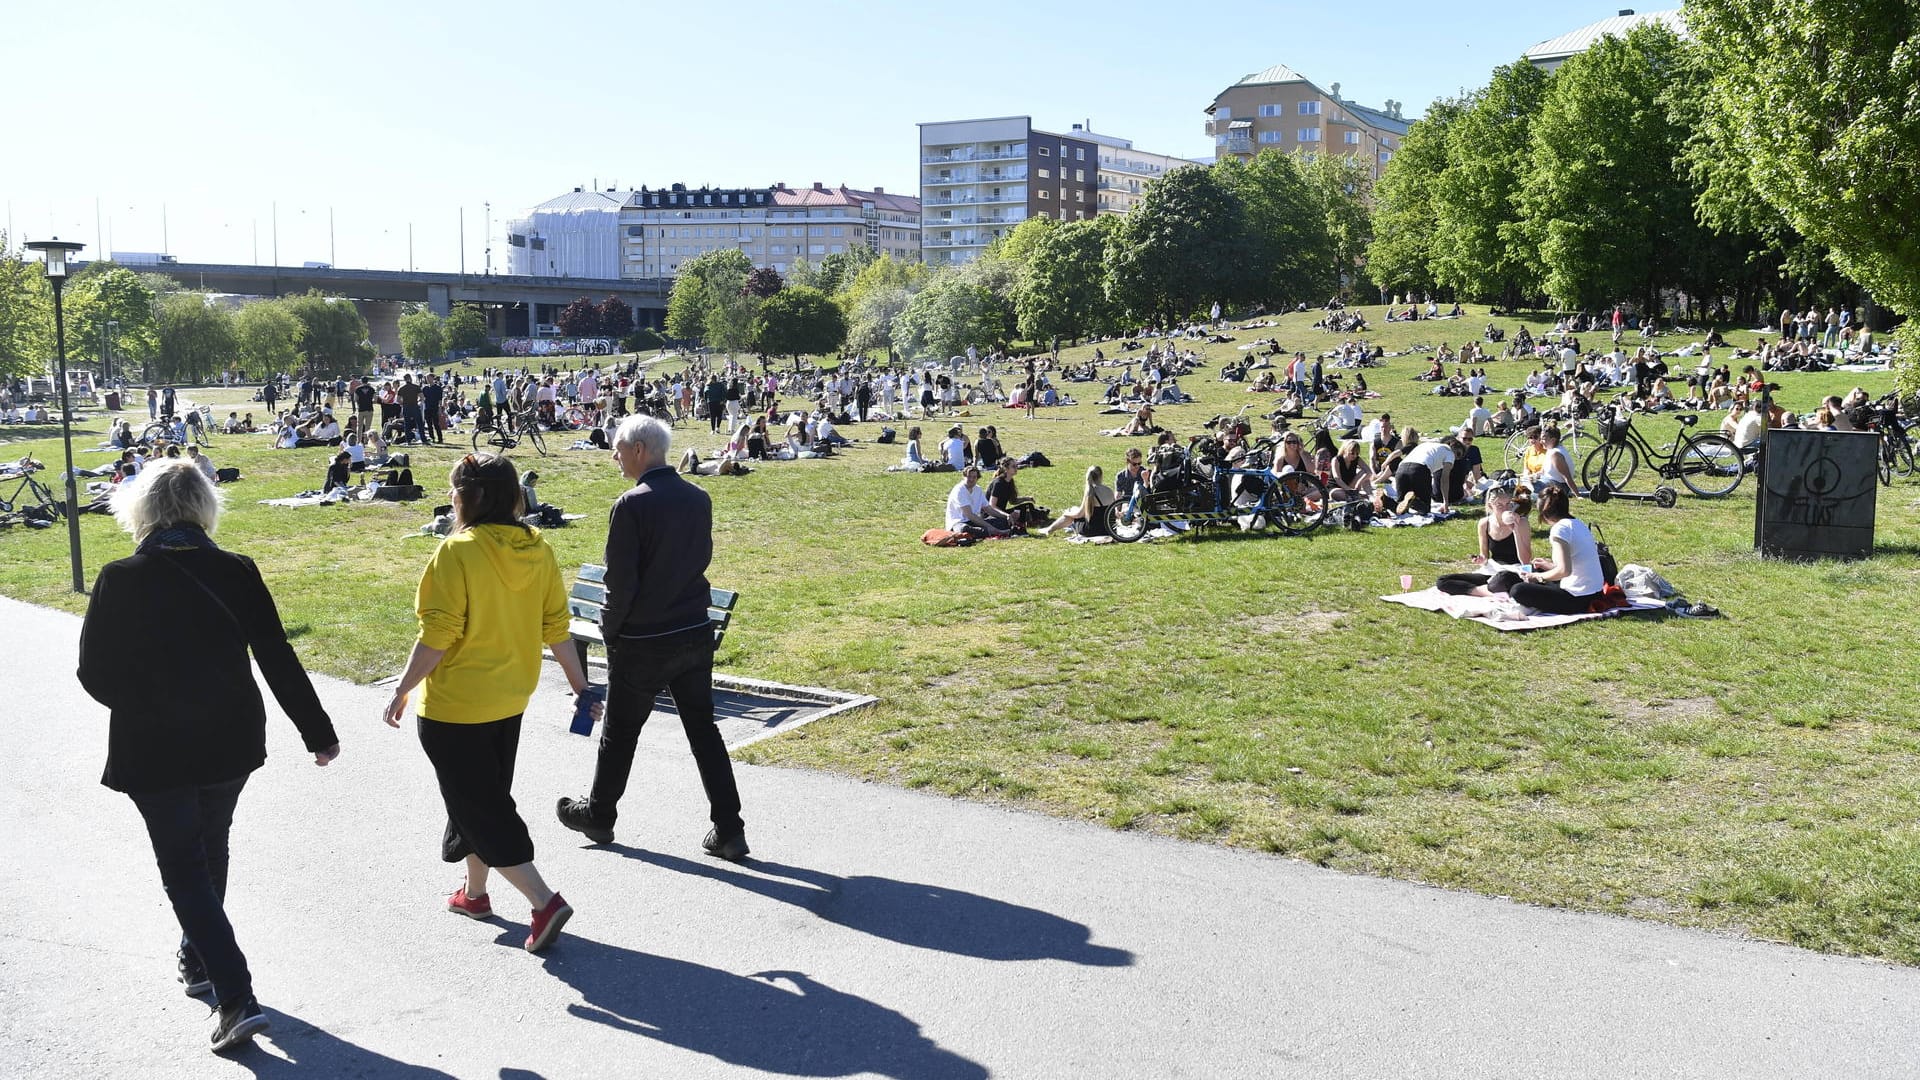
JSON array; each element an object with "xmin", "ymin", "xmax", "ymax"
[
  {"xmin": 1722, "ymin": 402, "xmax": 1765, "ymax": 448},
  {"xmin": 1511, "ymin": 487, "xmax": 1607, "ymax": 613},
  {"xmin": 1466, "ymin": 371, "xmax": 1486, "ymax": 396},
  {"xmin": 944, "ymin": 466, "xmax": 1008, "ymax": 537},
  {"xmin": 1465, "ymin": 396, "xmax": 1492, "ymax": 435},
  {"xmin": 1399, "ymin": 435, "xmax": 1456, "ymax": 514},
  {"xmin": 942, "ymin": 426, "xmax": 970, "ymax": 470}
]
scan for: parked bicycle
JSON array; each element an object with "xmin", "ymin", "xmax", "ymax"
[
  {"xmin": 472, "ymin": 408, "xmax": 548, "ymax": 457},
  {"xmin": 1107, "ymin": 435, "xmax": 1328, "ymax": 542},
  {"xmin": 1860, "ymin": 392, "xmax": 1916, "ymax": 485},
  {"xmin": 0, "ymin": 459, "xmax": 64, "ymax": 528},
  {"xmin": 1581, "ymin": 402, "xmax": 1744, "ymax": 498}
]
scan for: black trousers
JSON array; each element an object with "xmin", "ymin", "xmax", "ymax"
[
  {"xmin": 1510, "ymin": 581, "xmax": 1595, "ymax": 615},
  {"xmin": 1437, "ymin": 570, "xmax": 1523, "ymax": 596},
  {"xmin": 418, "ymin": 715, "xmax": 535, "ymax": 867},
  {"xmin": 1393, "ymin": 462, "xmax": 1433, "ymax": 515},
  {"xmin": 589, "ymin": 627, "xmax": 744, "ymax": 835},
  {"xmin": 128, "ymin": 777, "xmax": 251, "ymax": 1006}
]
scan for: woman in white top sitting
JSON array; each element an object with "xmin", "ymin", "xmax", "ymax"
[
  {"xmin": 1509, "ymin": 486, "xmax": 1606, "ymax": 614},
  {"xmin": 941, "ymin": 426, "xmax": 971, "ymax": 470}
]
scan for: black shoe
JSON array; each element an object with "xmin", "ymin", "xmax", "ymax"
[
  {"xmin": 209, "ymin": 996, "xmax": 269, "ymax": 1052},
  {"xmin": 702, "ymin": 827, "xmax": 749, "ymax": 862},
  {"xmin": 177, "ymin": 947, "xmax": 211, "ymax": 998},
  {"xmin": 556, "ymin": 797, "xmax": 614, "ymax": 844}
]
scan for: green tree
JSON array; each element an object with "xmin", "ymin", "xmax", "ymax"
[
  {"xmin": 444, "ymin": 306, "xmax": 488, "ymax": 352},
  {"xmin": 1216, "ymin": 151, "xmax": 1336, "ymax": 305},
  {"xmin": 1366, "ymin": 96, "xmax": 1466, "ymax": 300},
  {"xmin": 892, "ymin": 273, "xmax": 1007, "ymax": 360},
  {"xmin": 988, "ymin": 216, "xmax": 1057, "ymax": 268},
  {"xmin": 1298, "ymin": 153, "xmax": 1376, "ymax": 299},
  {"xmin": 1016, "ymin": 216, "xmax": 1119, "ymax": 349},
  {"xmin": 398, "ymin": 309, "xmax": 448, "ymax": 364},
  {"xmin": 752, "ymin": 286, "xmax": 847, "ymax": 361},
  {"xmin": 152, "ymin": 293, "xmax": 236, "ymax": 383},
  {"xmin": 664, "ymin": 248, "xmax": 757, "ymax": 353},
  {"xmin": 1107, "ymin": 166, "xmax": 1258, "ymax": 326},
  {"xmin": 64, "ymin": 266, "xmax": 159, "ymax": 375},
  {"xmin": 1430, "ymin": 61, "xmax": 1550, "ymax": 307},
  {"xmin": 282, "ymin": 291, "xmax": 374, "ymax": 376},
  {"xmin": 0, "ymin": 235, "xmax": 52, "ymax": 381},
  {"xmin": 232, "ymin": 299, "xmax": 306, "ymax": 377},
  {"xmin": 816, "ymin": 245, "xmax": 878, "ymax": 296},
  {"xmin": 1688, "ymin": 0, "xmax": 1920, "ymax": 379},
  {"xmin": 1517, "ymin": 24, "xmax": 1707, "ymax": 310},
  {"xmin": 846, "ymin": 285, "xmax": 914, "ymax": 357}
]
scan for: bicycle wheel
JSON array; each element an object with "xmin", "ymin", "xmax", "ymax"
[
  {"xmin": 471, "ymin": 427, "xmax": 488, "ymax": 453},
  {"xmin": 140, "ymin": 422, "xmax": 168, "ymax": 443},
  {"xmin": 1677, "ymin": 435, "xmax": 1744, "ymax": 497},
  {"xmin": 1504, "ymin": 429, "xmax": 1530, "ymax": 469},
  {"xmin": 1893, "ymin": 439, "xmax": 1917, "ymax": 479},
  {"xmin": 1108, "ymin": 498, "xmax": 1148, "ymax": 543},
  {"xmin": 525, "ymin": 426, "xmax": 548, "ymax": 457},
  {"xmin": 1582, "ymin": 443, "xmax": 1638, "ymax": 492},
  {"xmin": 564, "ymin": 405, "xmax": 587, "ymax": 428},
  {"xmin": 1877, "ymin": 442, "xmax": 1894, "ymax": 486},
  {"xmin": 1266, "ymin": 472, "xmax": 1329, "ymax": 535}
]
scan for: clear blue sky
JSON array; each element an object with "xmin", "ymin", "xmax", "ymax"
[{"xmin": 4, "ymin": 0, "xmax": 1613, "ymax": 273}]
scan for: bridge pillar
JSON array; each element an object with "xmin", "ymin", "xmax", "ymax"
[
  {"xmin": 355, "ymin": 300, "xmax": 406, "ymax": 357},
  {"xmin": 426, "ymin": 285, "xmax": 452, "ymax": 317}
]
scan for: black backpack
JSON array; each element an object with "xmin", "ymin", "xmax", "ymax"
[{"xmin": 1589, "ymin": 523, "xmax": 1619, "ymax": 585}]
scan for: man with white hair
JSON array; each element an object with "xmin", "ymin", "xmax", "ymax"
[{"xmin": 556, "ymin": 415, "xmax": 748, "ymax": 860}]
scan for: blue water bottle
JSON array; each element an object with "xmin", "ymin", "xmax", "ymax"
[{"xmin": 570, "ymin": 684, "xmax": 605, "ymax": 736}]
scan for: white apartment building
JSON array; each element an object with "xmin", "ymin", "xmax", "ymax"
[
  {"xmin": 1070, "ymin": 125, "xmax": 1203, "ymax": 214},
  {"xmin": 920, "ymin": 117, "xmax": 1103, "ymax": 267},
  {"xmin": 616, "ymin": 182, "xmax": 919, "ymax": 279}
]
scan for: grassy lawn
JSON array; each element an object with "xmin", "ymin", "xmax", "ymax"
[{"xmin": 8, "ymin": 305, "xmax": 1920, "ymax": 964}]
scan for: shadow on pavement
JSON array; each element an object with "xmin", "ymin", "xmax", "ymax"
[
  {"xmin": 526, "ymin": 934, "xmax": 988, "ymax": 1080},
  {"xmin": 613, "ymin": 846, "xmax": 1134, "ymax": 966},
  {"xmin": 231, "ymin": 1010, "xmax": 460, "ymax": 1077}
]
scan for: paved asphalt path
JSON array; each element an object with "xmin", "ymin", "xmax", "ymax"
[{"xmin": 3, "ymin": 593, "xmax": 1917, "ymax": 1079}]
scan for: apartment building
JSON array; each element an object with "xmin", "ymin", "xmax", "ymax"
[
  {"xmin": 617, "ymin": 182, "xmax": 920, "ymax": 279},
  {"xmin": 1068, "ymin": 124, "xmax": 1203, "ymax": 215},
  {"xmin": 1524, "ymin": 8, "xmax": 1684, "ymax": 71},
  {"xmin": 508, "ymin": 182, "xmax": 920, "ymax": 282},
  {"xmin": 918, "ymin": 117, "xmax": 1100, "ymax": 266},
  {"xmin": 1203, "ymin": 64, "xmax": 1411, "ymax": 179}
]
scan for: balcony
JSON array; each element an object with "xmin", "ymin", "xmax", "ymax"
[
  {"xmin": 924, "ymin": 195, "xmax": 980, "ymax": 205},
  {"xmin": 921, "ymin": 146, "xmax": 1026, "ymax": 164},
  {"xmin": 975, "ymin": 190, "xmax": 1025, "ymax": 205},
  {"xmin": 1225, "ymin": 137, "xmax": 1253, "ymax": 155},
  {"xmin": 928, "ymin": 213, "xmax": 1018, "ymax": 227},
  {"xmin": 923, "ymin": 236, "xmax": 986, "ymax": 248}
]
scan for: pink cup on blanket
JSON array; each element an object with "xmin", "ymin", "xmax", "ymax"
[{"xmin": 1400, "ymin": 574, "xmax": 1415, "ymax": 592}]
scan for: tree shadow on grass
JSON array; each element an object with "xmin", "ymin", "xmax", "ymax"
[
  {"xmin": 610, "ymin": 846, "xmax": 1133, "ymax": 967},
  {"xmin": 227, "ymin": 1009, "xmax": 460, "ymax": 1078},
  {"xmin": 517, "ymin": 931, "xmax": 988, "ymax": 1080}
]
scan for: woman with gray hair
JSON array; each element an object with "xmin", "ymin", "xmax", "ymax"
[{"xmin": 77, "ymin": 459, "xmax": 340, "ymax": 1053}]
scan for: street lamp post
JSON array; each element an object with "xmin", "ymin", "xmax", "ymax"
[{"xmin": 25, "ymin": 237, "xmax": 89, "ymax": 594}]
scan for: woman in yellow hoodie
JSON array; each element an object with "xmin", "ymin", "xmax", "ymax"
[{"xmin": 381, "ymin": 453, "xmax": 599, "ymax": 953}]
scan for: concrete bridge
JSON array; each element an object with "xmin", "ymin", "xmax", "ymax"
[{"xmin": 93, "ymin": 262, "xmax": 670, "ymax": 353}]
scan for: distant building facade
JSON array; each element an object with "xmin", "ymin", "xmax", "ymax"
[
  {"xmin": 1203, "ymin": 64, "xmax": 1411, "ymax": 179},
  {"xmin": 1524, "ymin": 8, "xmax": 1685, "ymax": 71},
  {"xmin": 509, "ymin": 183, "xmax": 919, "ymax": 282},
  {"xmin": 918, "ymin": 117, "xmax": 1102, "ymax": 266},
  {"xmin": 1070, "ymin": 124, "xmax": 1203, "ymax": 215}
]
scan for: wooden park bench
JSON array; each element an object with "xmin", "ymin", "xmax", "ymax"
[{"xmin": 565, "ymin": 563, "xmax": 738, "ymax": 671}]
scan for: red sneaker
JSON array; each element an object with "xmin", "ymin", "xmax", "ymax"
[
  {"xmin": 447, "ymin": 886, "xmax": 492, "ymax": 920},
  {"xmin": 525, "ymin": 893, "xmax": 573, "ymax": 953}
]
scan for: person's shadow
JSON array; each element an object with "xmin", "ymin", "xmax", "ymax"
[
  {"xmin": 520, "ymin": 933, "xmax": 988, "ymax": 1079},
  {"xmin": 226, "ymin": 1009, "xmax": 461, "ymax": 1077},
  {"xmin": 611, "ymin": 846, "xmax": 1133, "ymax": 967}
]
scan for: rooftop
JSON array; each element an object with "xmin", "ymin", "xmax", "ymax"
[
  {"xmin": 772, "ymin": 183, "xmax": 921, "ymax": 214},
  {"xmin": 1525, "ymin": 8, "xmax": 1685, "ymax": 62},
  {"xmin": 1233, "ymin": 63, "xmax": 1310, "ymax": 88}
]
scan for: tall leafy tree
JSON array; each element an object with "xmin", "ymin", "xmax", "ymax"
[
  {"xmin": 846, "ymin": 285, "xmax": 914, "ymax": 357},
  {"xmin": 1688, "ymin": 0, "xmax": 1920, "ymax": 379},
  {"xmin": 597, "ymin": 295, "xmax": 634, "ymax": 336},
  {"xmin": 398, "ymin": 309, "xmax": 447, "ymax": 363},
  {"xmin": 892, "ymin": 273, "xmax": 1006, "ymax": 360},
  {"xmin": 664, "ymin": 248, "xmax": 757, "ymax": 355},
  {"xmin": 444, "ymin": 306, "xmax": 489, "ymax": 352},
  {"xmin": 1016, "ymin": 216, "xmax": 1119, "ymax": 349},
  {"xmin": 1429, "ymin": 62, "xmax": 1549, "ymax": 307},
  {"xmin": 1517, "ymin": 24, "xmax": 1707, "ymax": 310},
  {"xmin": 838, "ymin": 254, "xmax": 927, "ymax": 324},
  {"xmin": 816, "ymin": 245, "xmax": 878, "ymax": 295},
  {"xmin": 0, "ymin": 234, "xmax": 52, "ymax": 381},
  {"xmin": 1107, "ymin": 166, "xmax": 1258, "ymax": 325},
  {"xmin": 556, "ymin": 297, "xmax": 600, "ymax": 337},
  {"xmin": 64, "ymin": 266, "xmax": 159, "ymax": 374},
  {"xmin": 152, "ymin": 293, "xmax": 235, "ymax": 383},
  {"xmin": 1214, "ymin": 151, "xmax": 1334, "ymax": 307},
  {"xmin": 1297, "ymin": 153, "xmax": 1376, "ymax": 300},
  {"xmin": 1366, "ymin": 96, "xmax": 1466, "ymax": 301},
  {"xmin": 282, "ymin": 291, "xmax": 374, "ymax": 376},
  {"xmin": 232, "ymin": 299, "xmax": 306, "ymax": 377},
  {"xmin": 742, "ymin": 267, "xmax": 785, "ymax": 299},
  {"xmin": 752, "ymin": 286, "xmax": 847, "ymax": 361}
]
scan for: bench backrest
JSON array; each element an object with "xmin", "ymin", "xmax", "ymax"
[{"xmin": 569, "ymin": 563, "xmax": 736, "ymax": 646}]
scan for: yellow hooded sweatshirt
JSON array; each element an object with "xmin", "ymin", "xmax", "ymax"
[{"xmin": 414, "ymin": 523, "xmax": 571, "ymax": 724}]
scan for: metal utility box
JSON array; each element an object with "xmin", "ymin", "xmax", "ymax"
[{"xmin": 1755, "ymin": 429, "xmax": 1879, "ymax": 560}]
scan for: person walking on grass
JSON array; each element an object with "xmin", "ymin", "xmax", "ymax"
[
  {"xmin": 77, "ymin": 459, "xmax": 341, "ymax": 1053},
  {"xmin": 557, "ymin": 415, "xmax": 749, "ymax": 861},
  {"xmin": 381, "ymin": 452, "xmax": 601, "ymax": 954}
]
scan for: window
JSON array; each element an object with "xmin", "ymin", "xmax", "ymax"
[
  {"xmin": 1258, "ymin": 103, "xmax": 1281, "ymax": 118},
  {"xmin": 1038, "ymin": 146, "xmax": 1050, "ymax": 156},
  {"xmin": 771, "ymin": 245, "xmax": 786, "ymax": 255},
  {"xmin": 1214, "ymin": 106, "xmax": 1231, "ymax": 120},
  {"xmin": 1299, "ymin": 101, "xmax": 1321, "ymax": 115},
  {"xmin": 1075, "ymin": 169, "xmax": 1084, "ymax": 181},
  {"xmin": 1215, "ymin": 133, "xmax": 1229, "ymax": 146},
  {"xmin": 810, "ymin": 244, "xmax": 825, "ymax": 255},
  {"xmin": 1038, "ymin": 168, "xmax": 1050, "ymax": 179},
  {"xmin": 1076, "ymin": 148, "xmax": 1085, "ymax": 160},
  {"xmin": 830, "ymin": 245, "xmax": 844, "ymax": 254},
  {"xmin": 679, "ymin": 228, "xmax": 691, "ymax": 237},
  {"xmin": 809, "ymin": 227, "xmax": 825, "ymax": 236},
  {"xmin": 626, "ymin": 225, "xmax": 643, "ymax": 236},
  {"xmin": 1298, "ymin": 128, "xmax": 1321, "ymax": 142},
  {"xmin": 1259, "ymin": 130, "xmax": 1283, "ymax": 144},
  {"xmin": 1038, "ymin": 189, "xmax": 1049, "ymax": 199},
  {"xmin": 1345, "ymin": 131, "xmax": 1361, "ymax": 145},
  {"xmin": 1379, "ymin": 151, "xmax": 1394, "ymax": 163},
  {"xmin": 1383, "ymin": 137, "xmax": 1395, "ymax": 148},
  {"xmin": 1074, "ymin": 190, "xmax": 1084, "ymax": 202},
  {"xmin": 830, "ymin": 227, "xmax": 845, "ymax": 237}
]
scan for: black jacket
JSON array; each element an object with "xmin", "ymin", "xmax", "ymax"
[
  {"xmin": 602, "ymin": 467, "xmax": 713, "ymax": 639},
  {"xmin": 77, "ymin": 547, "xmax": 337, "ymax": 792}
]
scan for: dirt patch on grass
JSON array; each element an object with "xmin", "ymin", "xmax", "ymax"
[
  {"xmin": 1600, "ymin": 693, "xmax": 1722, "ymax": 728},
  {"xmin": 1238, "ymin": 609, "xmax": 1346, "ymax": 635}
]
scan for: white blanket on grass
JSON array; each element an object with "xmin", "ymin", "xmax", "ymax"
[
  {"xmin": 1381, "ymin": 587, "xmax": 1664, "ymax": 631},
  {"xmin": 1370, "ymin": 511, "xmax": 1459, "ymax": 528}
]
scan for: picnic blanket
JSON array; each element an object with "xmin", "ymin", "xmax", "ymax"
[
  {"xmin": 1381, "ymin": 587, "xmax": 1664, "ymax": 631},
  {"xmin": 260, "ymin": 492, "xmax": 346, "ymax": 508},
  {"xmin": 1369, "ymin": 510, "xmax": 1460, "ymax": 528}
]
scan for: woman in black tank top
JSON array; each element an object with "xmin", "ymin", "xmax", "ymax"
[{"xmin": 1435, "ymin": 485, "xmax": 1534, "ymax": 596}]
